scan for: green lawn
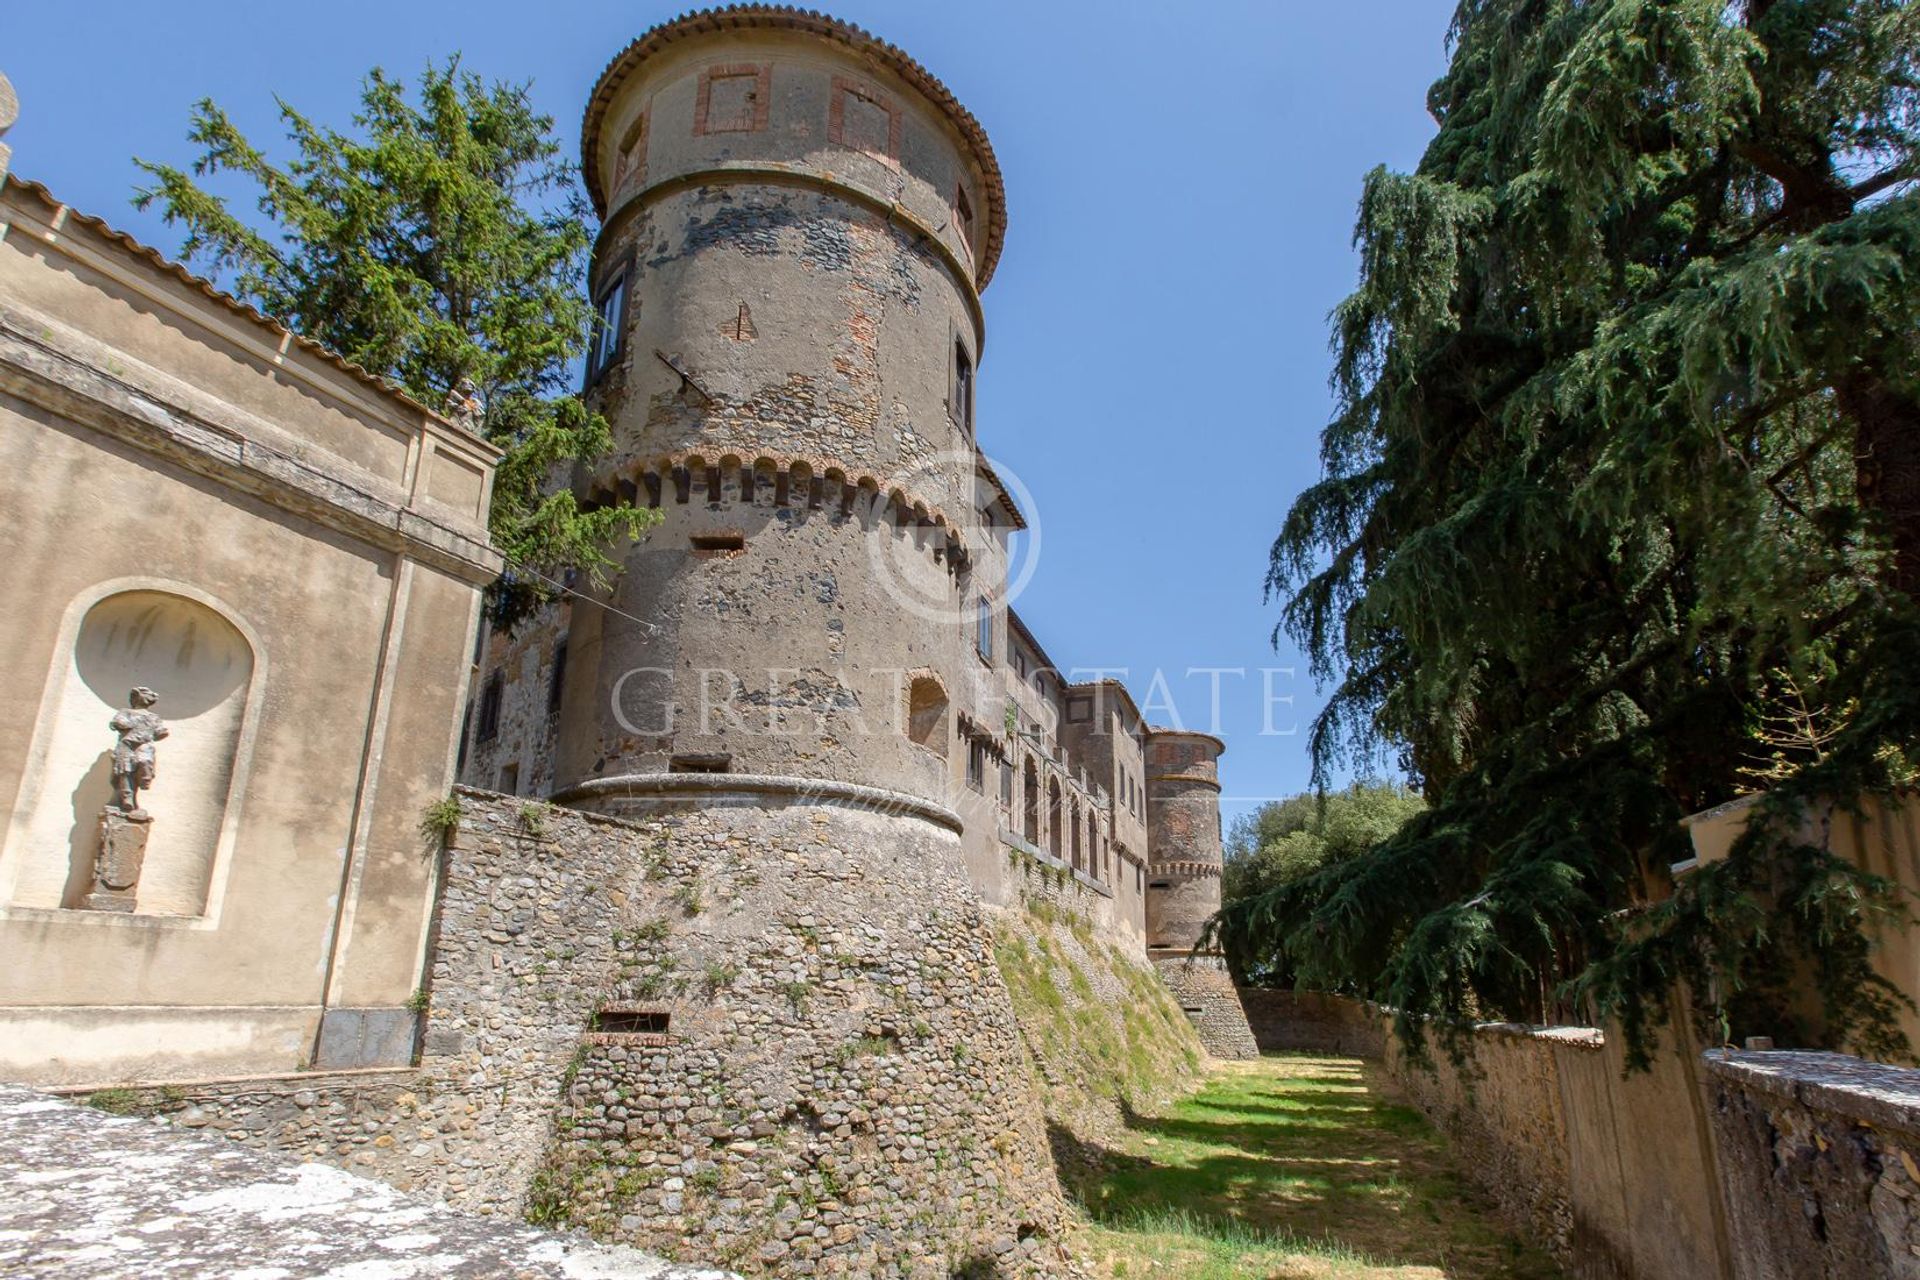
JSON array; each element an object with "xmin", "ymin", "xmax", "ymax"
[{"xmin": 1067, "ymin": 1054, "xmax": 1564, "ymax": 1280}]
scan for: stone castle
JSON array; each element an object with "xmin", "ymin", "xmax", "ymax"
[
  {"xmin": 463, "ymin": 5, "xmax": 1255, "ymax": 1050},
  {"xmin": 0, "ymin": 8, "xmax": 1253, "ymax": 1274}
]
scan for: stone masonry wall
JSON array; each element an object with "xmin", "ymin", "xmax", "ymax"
[
  {"xmin": 1707, "ymin": 1050, "xmax": 1920, "ymax": 1280},
  {"xmin": 76, "ymin": 789, "xmax": 1070, "ymax": 1278},
  {"xmin": 1152, "ymin": 957, "xmax": 1258, "ymax": 1060},
  {"xmin": 1238, "ymin": 988, "xmax": 1386, "ymax": 1058}
]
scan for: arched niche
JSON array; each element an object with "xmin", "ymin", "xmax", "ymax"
[{"xmin": 7, "ymin": 589, "xmax": 255, "ymax": 915}]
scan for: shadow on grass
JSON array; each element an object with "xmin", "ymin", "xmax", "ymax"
[{"xmin": 1059, "ymin": 1056, "xmax": 1564, "ymax": 1279}]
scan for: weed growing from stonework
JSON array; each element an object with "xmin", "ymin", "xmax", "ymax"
[
  {"xmin": 134, "ymin": 60, "xmax": 659, "ymax": 626},
  {"xmin": 419, "ymin": 796, "xmax": 463, "ymax": 842},
  {"xmin": 781, "ymin": 980, "xmax": 812, "ymax": 1014},
  {"xmin": 703, "ymin": 961, "xmax": 740, "ymax": 994},
  {"xmin": 517, "ymin": 801, "xmax": 551, "ymax": 837},
  {"xmin": 406, "ymin": 988, "xmax": 431, "ymax": 1014},
  {"xmin": 83, "ymin": 1087, "xmax": 144, "ymax": 1116},
  {"xmin": 673, "ymin": 880, "xmax": 705, "ymax": 916}
]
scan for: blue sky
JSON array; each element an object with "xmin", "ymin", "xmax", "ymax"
[{"xmin": 5, "ymin": 1, "xmax": 1455, "ymax": 827}]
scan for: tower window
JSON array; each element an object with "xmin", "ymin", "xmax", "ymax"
[
  {"xmin": 587, "ymin": 272, "xmax": 628, "ymax": 385},
  {"xmin": 967, "ymin": 739, "xmax": 986, "ymax": 793},
  {"xmin": 547, "ymin": 639, "xmax": 568, "ymax": 716},
  {"xmin": 906, "ymin": 675, "xmax": 950, "ymax": 751},
  {"xmin": 696, "ymin": 64, "xmax": 770, "ymax": 135},
  {"xmin": 951, "ymin": 340, "xmax": 974, "ymax": 433},
  {"xmin": 476, "ymin": 670, "xmax": 504, "ymax": 743},
  {"xmin": 953, "ymin": 183, "xmax": 975, "ymax": 257},
  {"xmin": 829, "ymin": 76, "xmax": 900, "ymax": 159},
  {"xmin": 976, "ymin": 596, "xmax": 993, "ymax": 661}
]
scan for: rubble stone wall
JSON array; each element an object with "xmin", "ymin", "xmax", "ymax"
[
  {"xmin": 71, "ymin": 789, "xmax": 1069, "ymax": 1278},
  {"xmin": 1151, "ymin": 957, "xmax": 1258, "ymax": 1060},
  {"xmin": 1238, "ymin": 988, "xmax": 1385, "ymax": 1058},
  {"xmin": 1706, "ymin": 1050, "xmax": 1920, "ymax": 1280}
]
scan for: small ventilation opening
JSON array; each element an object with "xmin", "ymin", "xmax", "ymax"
[
  {"xmin": 690, "ymin": 532, "xmax": 745, "ymax": 556},
  {"xmin": 592, "ymin": 1009, "xmax": 670, "ymax": 1035},
  {"xmin": 670, "ymin": 753, "xmax": 731, "ymax": 774},
  {"xmin": 1149, "ymin": 881, "xmax": 1172, "ymax": 891}
]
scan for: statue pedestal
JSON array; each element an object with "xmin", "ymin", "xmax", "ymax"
[{"xmin": 82, "ymin": 808, "xmax": 151, "ymax": 912}]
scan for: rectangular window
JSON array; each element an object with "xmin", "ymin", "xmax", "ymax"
[
  {"xmin": 1013, "ymin": 650, "xmax": 1028, "ymax": 679},
  {"xmin": 976, "ymin": 596, "xmax": 992, "ymax": 661},
  {"xmin": 497, "ymin": 762, "xmax": 519, "ymax": 795},
  {"xmin": 829, "ymin": 76, "xmax": 900, "ymax": 158},
  {"xmin": 592, "ymin": 1008, "xmax": 670, "ymax": 1035},
  {"xmin": 476, "ymin": 670, "xmax": 504, "ymax": 742},
  {"xmin": 953, "ymin": 182, "xmax": 974, "ymax": 257},
  {"xmin": 587, "ymin": 273, "xmax": 627, "ymax": 384},
  {"xmin": 547, "ymin": 639, "xmax": 568, "ymax": 716},
  {"xmin": 1000, "ymin": 759, "xmax": 1013, "ymax": 809},
  {"xmin": 966, "ymin": 739, "xmax": 986, "ymax": 793},
  {"xmin": 1066, "ymin": 696, "xmax": 1092, "ymax": 724},
  {"xmin": 952, "ymin": 340, "xmax": 974, "ymax": 432},
  {"xmin": 697, "ymin": 64, "xmax": 770, "ymax": 135},
  {"xmin": 690, "ymin": 531, "xmax": 746, "ymax": 556}
]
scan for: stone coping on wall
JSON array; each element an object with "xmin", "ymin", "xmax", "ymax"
[
  {"xmin": 551, "ymin": 771, "xmax": 965, "ymax": 834},
  {"xmin": 1704, "ymin": 1049, "xmax": 1920, "ymax": 1133},
  {"xmin": 1260, "ymin": 991, "xmax": 1611, "ymax": 1054},
  {"xmin": 41, "ymin": 1066, "xmax": 416, "ymax": 1097}
]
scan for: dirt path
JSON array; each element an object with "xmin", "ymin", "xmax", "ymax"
[{"xmin": 1067, "ymin": 1054, "xmax": 1563, "ymax": 1279}]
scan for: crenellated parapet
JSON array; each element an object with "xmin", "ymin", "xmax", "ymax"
[{"xmin": 581, "ymin": 447, "xmax": 978, "ymax": 572}]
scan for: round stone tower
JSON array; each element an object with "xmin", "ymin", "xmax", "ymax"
[
  {"xmin": 555, "ymin": 5, "xmax": 1004, "ymax": 805},
  {"xmin": 1142, "ymin": 728, "xmax": 1260, "ymax": 1058},
  {"xmin": 523, "ymin": 13, "xmax": 1072, "ymax": 1270},
  {"xmin": 1143, "ymin": 730, "xmax": 1227, "ymax": 952}
]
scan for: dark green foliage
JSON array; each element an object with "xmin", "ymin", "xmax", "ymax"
[
  {"xmin": 1219, "ymin": 783, "xmax": 1425, "ymax": 987},
  {"xmin": 133, "ymin": 60, "xmax": 654, "ymax": 624},
  {"xmin": 1232, "ymin": 0, "xmax": 1920, "ymax": 1065}
]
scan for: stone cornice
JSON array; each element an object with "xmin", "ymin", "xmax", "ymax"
[
  {"xmin": 0, "ymin": 317, "xmax": 503, "ymax": 585},
  {"xmin": 555, "ymin": 772, "xmax": 965, "ymax": 835}
]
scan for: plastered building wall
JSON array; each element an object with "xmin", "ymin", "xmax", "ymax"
[{"xmin": 0, "ymin": 174, "xmax": 500, "ymax": 1083}]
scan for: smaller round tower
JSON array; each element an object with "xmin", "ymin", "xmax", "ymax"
[
  {"xmin": 1143, "ymin": 729, "xmax": 1260, "ymax": 1059},
  {"xmin": 1143, "ymin": 730, "xmax": 1227, "ymax": 952}
]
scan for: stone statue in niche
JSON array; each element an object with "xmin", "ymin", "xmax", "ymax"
[
  {"xmin": 110, "ymin": 686, "xmax": 167, "ymax": 815},
  {"xmin": 83, "ymin": 687, "xmax": 167, "ymax": 912}
]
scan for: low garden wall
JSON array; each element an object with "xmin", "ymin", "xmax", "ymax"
[
  {"xmin": 1706, "ymin": 1050, "xmax": 1920, "ymax": 1279},
  {"xmin": 1241, "ymin": 989, "xmax": 1730, "ymax": 1280}
]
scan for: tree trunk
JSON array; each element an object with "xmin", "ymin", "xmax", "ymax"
[{"xmin": 1843, "ymin": 375, "xmax": 1920, "ymax": 601}]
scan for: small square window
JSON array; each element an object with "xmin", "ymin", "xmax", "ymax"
[
  {"xmin": 829, "ymin": 76, "xmax": 900, "ymax": 159},
  {"xmin": 697, "ymin": 65, "xmax": 770, "ymax": 135}
]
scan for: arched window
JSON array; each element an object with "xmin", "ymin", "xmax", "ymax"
[
  {"xmin": 1022, "ymin": 757, "xmax": 1040, "ymax": 845},
  {"xmin": 905, "ymin": 675, "xmax": 949, "ymax": 752},
  {"xmin": 6, "ymin": 589, "xmax": 254, "ymax": 915},
  {"xmin": 1046, "ymin": 777, "xmax": 1062, "ymax": 859},
  {"xmin": 1070, "ymin": 800, "xmax": 1082, "ymax": 872}
]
